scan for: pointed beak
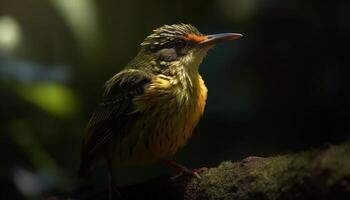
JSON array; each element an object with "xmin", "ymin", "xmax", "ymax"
[{"xmin": 197, "ymin": 33, "xmax": 243, "ymax": 48}]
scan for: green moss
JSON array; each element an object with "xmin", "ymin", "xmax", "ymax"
[
  {"xmin": 189, "ymin": 161, "xmax": 241, "ymax": 200},
  {"xmin": 186, "ymin": 144, "xmax": 350, "ymax": 200},
  {"xmin": 316, "ymin": 144, "xmax": 350, "ymax": 186},
  {"xmin": 249, "ymin": 153, "xmax": 312, "ymax": 199}
]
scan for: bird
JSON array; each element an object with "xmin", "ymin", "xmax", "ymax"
[{"xmin": 78, "ymin": 24, "xmax": 242, "ymax": 181}]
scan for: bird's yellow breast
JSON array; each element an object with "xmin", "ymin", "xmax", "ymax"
[{"xmin": 112, "ymin": 74, "xmax": 207, "ymax": 164}]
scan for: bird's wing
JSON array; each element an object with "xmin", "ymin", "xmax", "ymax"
[{"xmin": 79, "ymin": 69, "xmax": 152, "ymax": 175}]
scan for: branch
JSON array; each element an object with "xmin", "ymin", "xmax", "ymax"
[{"xmin": 48, "ymin": 143, "xmax": 350, "ymax": 200}]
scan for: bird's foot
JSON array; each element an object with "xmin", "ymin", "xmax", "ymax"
[
  {"xmin": 161, "ymin": 159, "xmax": 208, "ymax": 180},
  {"xmin": 170, "ymin": 167, "xmax": 208, "ymax": 180},
  {"xmin": 106, "ymin": 185, "xmax": 123, "ymax": 200}
]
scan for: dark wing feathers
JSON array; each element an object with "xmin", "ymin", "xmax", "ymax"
[{"xmin": 79, "ymin": 69, "xmax": 152, "ymax": 175}]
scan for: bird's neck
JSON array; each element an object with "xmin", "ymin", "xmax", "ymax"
[{"xmin": 171, "ymin": 49, "xmax": 208, "ymax": 92}]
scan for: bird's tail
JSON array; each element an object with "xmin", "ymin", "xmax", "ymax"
[
  {"xmin": 79, "ymin": 156, "xmax": 100, "ymax": 177},
  {"xmin": 78, "ymin": 144, "xmax": 99, "ymax": 177},
  {"xmin": 78, "ymin": 159, "xmax": 89, "ymax": 177}
]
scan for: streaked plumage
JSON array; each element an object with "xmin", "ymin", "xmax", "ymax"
[{"xmin": 79, "ymin": 24, "xmax": 242, "ymax": 176}]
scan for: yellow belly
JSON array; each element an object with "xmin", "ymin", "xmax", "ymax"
[{"xmin": 111, "ymin": 75, "xmax": 207, "ymax": 164}]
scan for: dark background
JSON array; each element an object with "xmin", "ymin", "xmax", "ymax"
[{"xmin": 0, "ymin": 0, "xmax": 349, "ymax": 199}]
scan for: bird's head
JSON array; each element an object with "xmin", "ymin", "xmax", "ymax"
[{"xmin": 130, "ymin": 24, "xmax": 242, "ymax": 76}]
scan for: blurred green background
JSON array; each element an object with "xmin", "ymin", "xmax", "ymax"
[{"xmin": 0, "ymin": 0, "xmax": 349, "ymax": 199}]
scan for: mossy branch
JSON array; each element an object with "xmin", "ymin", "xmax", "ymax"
[{"xmin": 49, "ymin": 143, "xmax": 350, "ymax": 200}]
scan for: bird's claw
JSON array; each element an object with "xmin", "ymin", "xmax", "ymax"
[{"xmin": 170, "ymin": 167, "xmax": 208, "ymax": 181}]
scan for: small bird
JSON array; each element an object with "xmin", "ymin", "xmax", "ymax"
[{"xmin": 79, "ymin": 24, "xmax": 242, "ymax": 179}]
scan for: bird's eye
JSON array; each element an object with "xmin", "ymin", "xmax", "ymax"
[
  {"xmin": 172, "ymin": 40, "xmax": 191, "ymax": 57},
  {"xmin": 173, "ymin": 40, "xmax": 186, "ymax": 49},
  {"xmin": 156, "ymin": 48, "xmax": 178, "ymax": 62}
]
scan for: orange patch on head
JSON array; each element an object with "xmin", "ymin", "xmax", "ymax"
[{"xmin": 182, "ymin": 34, "xmax": 207, "ymax": 43}]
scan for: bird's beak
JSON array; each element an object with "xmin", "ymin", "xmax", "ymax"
[{"xmin": 197, "ymin": 33, "xmax": 243, "ymax": 48}]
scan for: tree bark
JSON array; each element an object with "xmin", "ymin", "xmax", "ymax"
[{"xmin": 48, "ymin": 143, "xmax": 350, "ymax": 200}]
